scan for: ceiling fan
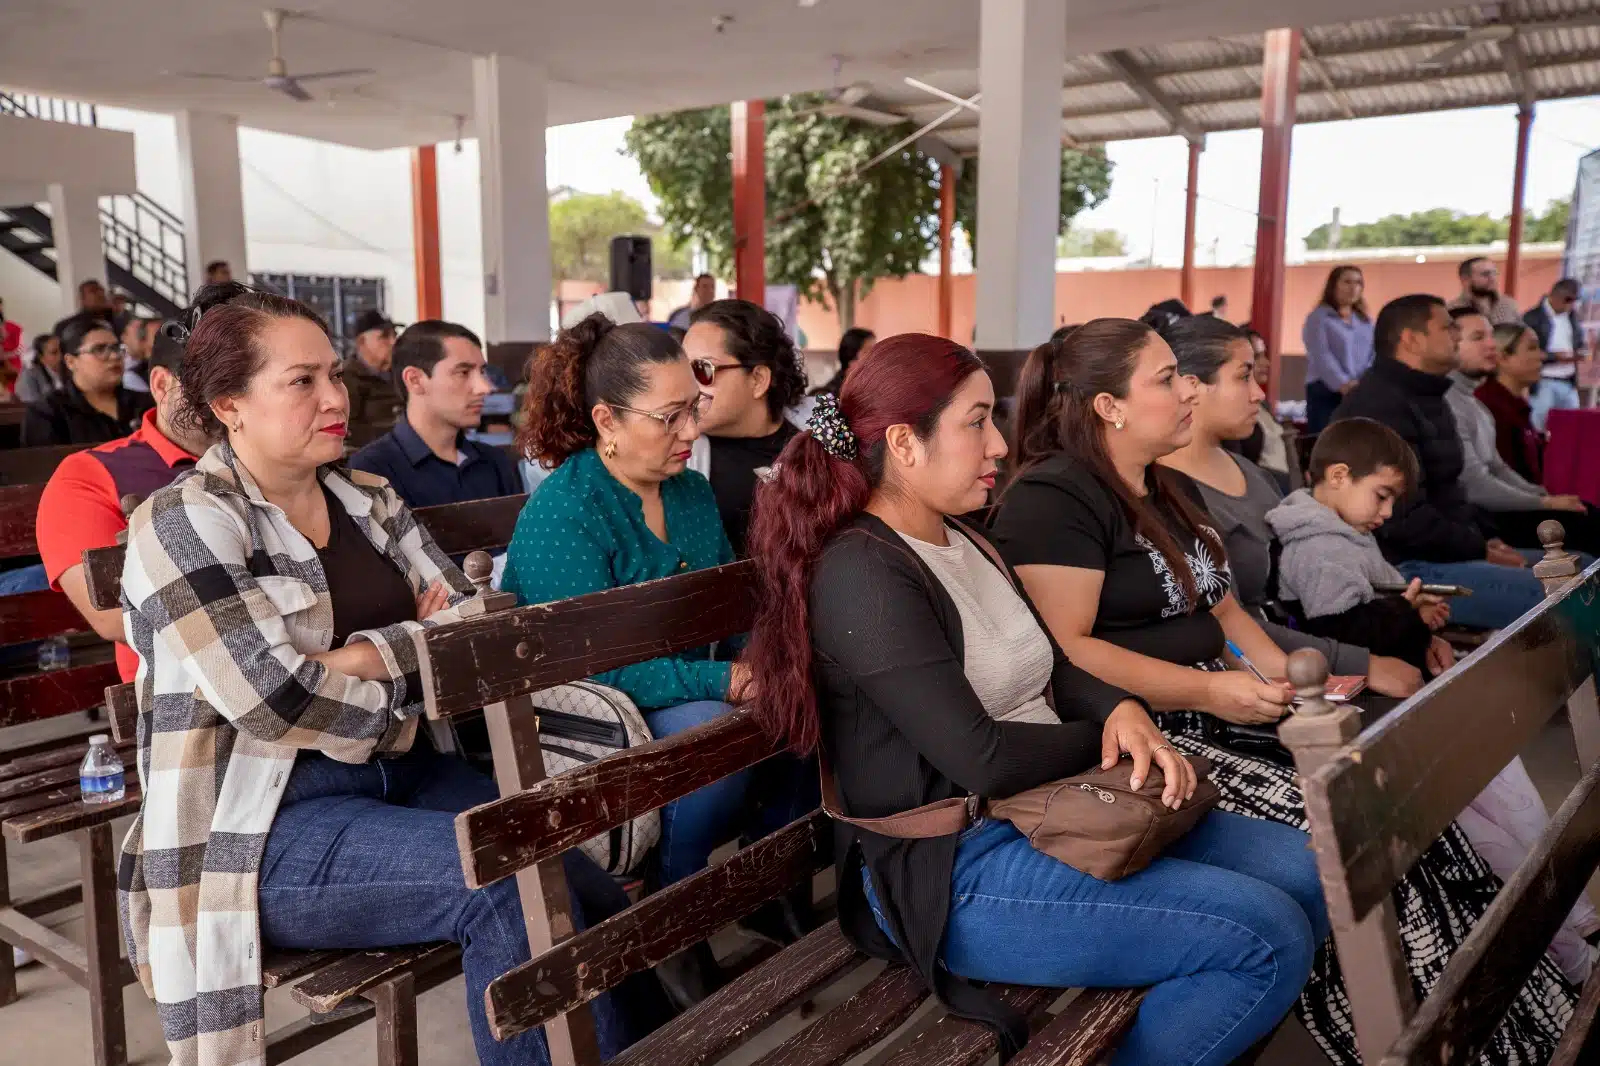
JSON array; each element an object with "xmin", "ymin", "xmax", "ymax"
[{"xmin": 174, "ymin": 9, "xmax": 375, "ymax": 102}]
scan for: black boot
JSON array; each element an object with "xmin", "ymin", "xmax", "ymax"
[{"xmin": 653, "ymin": 940, "xmax": 724, "ymax": 1013}]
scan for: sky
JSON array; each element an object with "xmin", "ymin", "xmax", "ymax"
[{"xmin": 536, "ymin": 97, "xmax": 1600, "ymax": 269}]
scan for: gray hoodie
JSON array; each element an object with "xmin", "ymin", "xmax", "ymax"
[
  {"xmin": 1264, "ymin": 489, "xmax": 1405, "ymax": 618},
  {"xmin": 1445, "ymin": 370, "xmax": 1545, "ymax": 511}
]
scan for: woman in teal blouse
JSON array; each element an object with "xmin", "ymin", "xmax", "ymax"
[{"xmin": 506, "ymin": 313, "xmax": 759, "ymax": 896}]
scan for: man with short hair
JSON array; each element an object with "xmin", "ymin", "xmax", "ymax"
[
  {"xmin": 667, "ymin": 273, "xmax": 716, "ymax": 330},
  {"xmin": 343, "ymin": 308, "xmax": 401, "ymax": 438},
  {"xmin": 121, "ymin": 316, "xmax": 156, "ymax": 393},
  {"xmin": 1448, "ymin": 257, "xmax": 1522, "ymax": 325},
  {"xmin": 35, "ymin": 323, "xmax": 210, "ymax": 680},
  {"xmin": 1209, "ymin": 295, "xmax": 1228, "ymax": 320},
  {"xmin": 1332, "ymin": 294, "xmax": 1548, "ymax": 628},
  {"xmin": 23, "ymin": 313, "xmax": 152, "ymax": 445},
  {"xmin": 349, "ymin": 319, "xmax": 519, "ymax": 508},
  {"xmin": 1524, "ymin": 277, "xmax": 1584, "ymax": 430},
  {"xmin": 77, "ymin": 278, "xmax": 111, "ymax": 315},
  {"xmin": 204, "ymin": 259, "xmax": 232, "ymax": 285}
]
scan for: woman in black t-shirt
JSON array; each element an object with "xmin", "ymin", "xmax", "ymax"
[{"xmin": 993, "ymin": 319, "xmax": 1574, "ymax": 1066}]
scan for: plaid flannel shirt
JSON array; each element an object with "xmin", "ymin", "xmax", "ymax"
[{"xmin": 117, "ymin": 442, "xmax": 475, "ymax": 1066}]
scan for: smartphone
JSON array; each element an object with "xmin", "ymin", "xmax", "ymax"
[{"xmin": 1371, "ymin": 582, "xmax": 1473, "ymax": 597}]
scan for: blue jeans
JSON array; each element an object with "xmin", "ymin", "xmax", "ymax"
[
  {"xmin": 1305, "ymin": 380, "xmax": 1344, "ymax": 435},
  {"xmin": 1396, "ymin": 558, "xmax": 1548, "ymax": 629},
  {"xmin": 1531, "ymin": 378, "xmax": 1579, "ymax": 433},
  {"xmin": 644, "ymin": 700, "xmax": 755, "ymax": 884},
  {"xmin": 259, "ymin": 745, "xmax": 631, "ymax": 1066},
  {"xmin": 864, "ymin": 813, "xmax": 1329, "ymax": 1066},
  {"xmin": 0, "ymin": 562, "xmax": 47, "ymax": 595}
]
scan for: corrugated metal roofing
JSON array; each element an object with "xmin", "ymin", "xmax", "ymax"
[{"xmin": 890, "ymin": 0, "xmax": 1600, "ymax": 150}]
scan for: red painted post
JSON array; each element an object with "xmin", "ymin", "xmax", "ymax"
[
  {"xmin": 731, "ymin": 100, "xmax": 766, "ymax": 306},
  {"xmin": 411, "ymin": 145, "xmax": 443, "ymax": 320},
  {"xmin": 1249, "ymin": 28, "xmax": 1301, "ymax": 410},
  {"xmin": 1181, "ymin": 140, "xmax": 1201, "ymax": 311},
  {"xmin": 1506, "ymin": 103, "xmax": 1534, "ymax": 301},
  {"xmin": 939, "ymin": 163, "xmax": 956, "ymax": 340}
]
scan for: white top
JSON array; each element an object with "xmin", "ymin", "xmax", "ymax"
[
  {"xmin": 1543, "ymin": 300, "xmax": 1577, "ymax": 380},
  {"xmin": 896, "ymin": 525, "xmax": 1058, "ymax": 725}
]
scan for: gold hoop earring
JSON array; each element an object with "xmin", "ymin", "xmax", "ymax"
[{"xmin": 603, "ymin": 439, "xmax": 618, "ymax": 459}]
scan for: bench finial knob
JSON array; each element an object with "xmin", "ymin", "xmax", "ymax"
[
  {"xmin": 463, "ymin": 550, "xmax": 494, "ymax": 594},
  {"xmin": 1539, "ymin": 519, "xmax": 1567, "ymax": 555},
  {"xmin": 1286, "ymin": 648, "xmax": 1334, "ymax": 718},
  {"xmin": 119, "ymin": 493, "xmax": 144, "ymax": 519}
]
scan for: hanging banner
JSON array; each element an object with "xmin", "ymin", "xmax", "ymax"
[{"xmin": 1567, "ymin": 148, "xmax": 1600, "ymax": 360}]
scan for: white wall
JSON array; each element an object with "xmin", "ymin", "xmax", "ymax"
[
  {"xmin": 0, "ymin": 115, "xmax": 137, "ymax": 200},
  {"xmin": 0, "ymin": 241, "xmax": 69, "ymax": 342}
]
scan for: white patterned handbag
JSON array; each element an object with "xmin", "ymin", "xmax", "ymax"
[{"xmin": 532, "ymin": 681, "xmax": 660, "ymax": 875}]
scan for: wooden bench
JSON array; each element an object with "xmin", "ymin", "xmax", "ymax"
[
  {"xmin": 0, "ymin": 443, "xmax": 92, "ymax": 486},
  {"xmin": 417, "ymin": 554, "xmax": 1146, "ymax": 1066},
  {"xmin": 0, "ymin": 492, "xmax": 531, "ymax": 1066},
  {"xmin": 1280, "ymin": 520, "xmax": 1600, "ymax": 1064}
]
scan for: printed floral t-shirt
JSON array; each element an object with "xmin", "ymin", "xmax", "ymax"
[{"xmin": 991, "ymin": 454, "xmax": 1232, "ymax": 666}]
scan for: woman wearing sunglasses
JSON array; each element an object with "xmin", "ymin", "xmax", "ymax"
[
  {"xmin": 681, "ymin": 299, "xmax": 813, "ymax": 554},
  {"xmin": 21, "ymin": 312, "xmax": 153, "ymax": 446},
  {"xmin": 504, "ymin": 310, "xmax": 759, "ymax": 866}
]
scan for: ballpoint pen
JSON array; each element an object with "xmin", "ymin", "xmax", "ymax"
[{"xmin": 1224, "ymin": 639, "xmax": 1273, "ymax": 686}]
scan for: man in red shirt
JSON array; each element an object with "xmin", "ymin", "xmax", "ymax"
[{"xmin": 36, "ymin": 325, "xmax": 212, "ymax": 680}]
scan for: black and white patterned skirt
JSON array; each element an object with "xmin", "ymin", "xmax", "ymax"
[{"xmin": 1156, "ymin": 707, "xmax": 1576, "ymax": 1066}]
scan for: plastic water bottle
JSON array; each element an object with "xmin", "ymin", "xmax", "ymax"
[
  {"xmin": 36, "ymin": 635, "xmax": 70, "ymax": 672},
  {"xmin": 80, "ymin": 736, "xmax": 125, "ymax": 805}
]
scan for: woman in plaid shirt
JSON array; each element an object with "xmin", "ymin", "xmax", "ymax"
[{"xmin": 118, "ymin": 284, "xmax": 643, "ymax": 1066}]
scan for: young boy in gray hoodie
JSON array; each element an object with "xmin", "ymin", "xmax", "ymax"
[{"xmin": 1265, "ymin": 417, "xmax": 1455, "ymax": 678}]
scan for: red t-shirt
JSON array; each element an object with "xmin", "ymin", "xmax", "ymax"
[{"xmin": 36, "ymin": 408, "xmax": 198, "ymax": 680}]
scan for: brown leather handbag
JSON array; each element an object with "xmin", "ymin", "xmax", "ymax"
[{"xmin": 819, "ymin": 522, "xmax": 1221, "ymax": 881}]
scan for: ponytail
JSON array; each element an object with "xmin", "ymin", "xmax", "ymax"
[{"xmin": 741, "ymin": 333, "xmax": 983, "ymax": 753}]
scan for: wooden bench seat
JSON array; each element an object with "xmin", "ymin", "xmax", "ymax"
[
  {"xmin": 420, "ymin": 554, "xmax": 1145, "ymax": 1066},
  {"xmin": 1281, "ymin": 521, "xmax": 1600, "ymax": 1064}
]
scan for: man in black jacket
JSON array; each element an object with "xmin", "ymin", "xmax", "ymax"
[
  {"xmin": 1330, "ymin": 294, "xmax": 1547, "ymax": 629},
  {"xmin": 1524, "ymin": 278, "xmax": 1584, "ymax": 430}
]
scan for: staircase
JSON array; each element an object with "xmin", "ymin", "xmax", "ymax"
[{"xmin": 0, "ymin": 91, "xmax": 189, "ymax": 318}]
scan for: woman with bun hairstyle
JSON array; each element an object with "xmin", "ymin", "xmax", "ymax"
[
  {"xmin": 505, "ymin": 313, "xmax": 782, "ymax": 880},
  {"xmin": 992, "ymin": 319, "xmax": 1575, "ymax": 1065},
  {"xmin": 742, "ymin": 331, "xmax": 1326, "ymax": 1066},
  {"xmin": 118, "ymin": 284, "xmax": 641, "ymax": 1066}
]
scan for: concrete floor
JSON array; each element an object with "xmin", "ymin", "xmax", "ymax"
[{"xmin": 1, "ymin": 711, "xmax": 1587, "ymax": 1066}]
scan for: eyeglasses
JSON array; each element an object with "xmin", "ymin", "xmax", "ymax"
[
  {"xmin": 610, "ymin": 393, "xmax": 710, "ymax": 436},
  {"xmin": 74, "ymin": 343, "xmax": 127, "ymax": 361},
  {"xmin": 690, "ymin": 358, "xmax": 752, "ymax": 388}
]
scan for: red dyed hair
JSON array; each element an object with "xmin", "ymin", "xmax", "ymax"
[{"xmin": 741, "ymin": 333, "xmax": 984, "ymax": 753}]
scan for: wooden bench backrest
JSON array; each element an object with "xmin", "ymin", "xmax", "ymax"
[
  {"xmin": 420, "ymin": 556, "xmax": 781, "ymax": 1058},
  {"xmin": 1281, "ymin": 523, "xmax": 1600, "ymax": 1064},
  {"xmin": 0, "ymin": 443, "xmax": 91, "ymax": 486},
  {"xmin": 0, "ymin": 483, "xmax": 44, "ymax": 559}
]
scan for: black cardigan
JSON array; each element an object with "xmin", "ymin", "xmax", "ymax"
[{"xmin": 810, "ymin": 514, "xmax": 1138, "ymax": 1055}]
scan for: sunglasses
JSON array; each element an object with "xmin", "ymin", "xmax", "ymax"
[
  {"xmin": 690, "ymin": 358, "xmax": 751, "ymax": 388},
  {"xmin": 610, "ymin": 393, "xmax": 711, "ymax": 436}
]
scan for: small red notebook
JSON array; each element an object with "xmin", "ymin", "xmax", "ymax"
[{"xmin": 1271, "ymin": 675, "xmax": 1367, "ymax": 702}]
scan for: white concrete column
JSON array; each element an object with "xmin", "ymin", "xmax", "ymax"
[
  {"xmin": 975, "ymin": 0, "xmax": 1066, "ymax": 350},
  {"xmin": 473, "ymin": 54, "xmax": 551, "ymax": 343},
  {"xmin": 176, "ymin": 110, "xmax": 248, "ymax": 297},
  {"xmin": 46, "ymin": 182, "xmax": 104, "ymax": 319}
]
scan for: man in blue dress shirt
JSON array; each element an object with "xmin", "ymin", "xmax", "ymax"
[{"xmin": 349, "ymin": 320, "xmax": 520, "ymax": 508}]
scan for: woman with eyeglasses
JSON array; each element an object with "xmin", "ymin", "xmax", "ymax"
[
  {"xmin": 505, "ymin": 312, "xmax": 756, "ymax": 850},
  {"xmin": 21, "ymin": 312, "xmax": 153, "ymax": 445},
  {"xmin": 681, "ymin": 299, "xmax": 813, "ymax": 554}
]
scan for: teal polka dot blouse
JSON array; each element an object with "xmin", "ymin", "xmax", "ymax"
[{"xmin": 502, "ymin": 446, "xmax": 735, "ymax": 709}]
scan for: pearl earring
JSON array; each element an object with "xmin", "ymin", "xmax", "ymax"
[{"xmin": 1113, "ymin": 417, "xmax": 1125, "ymax": 430}]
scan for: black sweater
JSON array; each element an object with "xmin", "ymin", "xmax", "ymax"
[
  {"xmin": 1330, "ymin": 356, "xmax": 1488, "ymax": 563},
  {"xmin": 810, "ymin": 514, "xmax": 1137, "ymax": 1054}
]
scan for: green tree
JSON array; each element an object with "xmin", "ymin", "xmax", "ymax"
[
  {"xmin": 1059, "ymin": 226, "xmax": 1127, "ymax": 257},
  {"xmin": 547, "ymin": 190, "xmax": 694, "ymax": 286},
  {"xmin": 954, "ymin": 147, "xmax": 1115, "ymax": 253},
  {"xmin": 626, "ymin": 98, "xmax": 1113, "ymax": 328},
  {"xmin": 1303, "ymin": 198, "xmax": 1572, "ymax": 251},
  {"xmin": 1526, "ymin": 198, "xmax": 1571, "ymax": 243}
]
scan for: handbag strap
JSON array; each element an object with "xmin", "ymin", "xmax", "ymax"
[{"xmin": 818, "ymin": 746, "xmax": 977, "ymax": 839}]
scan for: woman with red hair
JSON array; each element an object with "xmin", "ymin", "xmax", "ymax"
[{"xmin": 741, "ymin": 333, "xmax": 1326, "ymax": 1066}]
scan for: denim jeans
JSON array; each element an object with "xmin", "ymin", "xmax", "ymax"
[
  {"xmin": 643, "ymin": 700, "xmax": 754, "ymax": 884},
  {"xmin": 1396, "ymin": 558, "xmax": 1548, "ymax": 629},
  {"xmin": 864, "ymin": 812, "xmax": 1329, "ymax": 1066},
  {"xmin": 258, "ymin": 745, "xmax": 634, "ymax": 1066},
  {"xmin": 1531, "ymin": 377, "xmax": 1580, "ymax": 433},
  {"xmin": 0, "ymin": 562, "xmax": 48, "ymax": 596}
]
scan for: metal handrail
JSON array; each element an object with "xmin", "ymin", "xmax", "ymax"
[
  {"xmin": 0, "ymin": 89, "xmax": 96, "ymax": 126},
  {"xmin": 100, "ymin": 197, "xmax": 189, "ymax": 309}
]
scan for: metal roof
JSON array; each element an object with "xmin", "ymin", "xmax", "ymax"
[{"xmin": 867, "ymin": 1, "xmax": 1600, "ymax": 153}]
